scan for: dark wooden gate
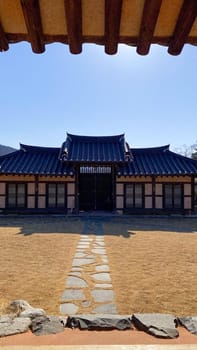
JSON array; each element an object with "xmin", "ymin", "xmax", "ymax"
[{"xmin": 78, "ymin": 165, "xmax": 113, "ymax": 211}]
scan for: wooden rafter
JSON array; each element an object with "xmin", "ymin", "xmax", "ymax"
[
  {"xmin": 20, "ymin": 0, "xmax": 45, "ymax": 53},
  {"xmin": 0, "ymin": 21, "xmax": 8, "ymax": 52},
  {"xmin": 137, "ymin": 0, "xmax": 162, "ymax": 55},
  {"xmin": 168, "ymin": 0, "xmax": 197, "ymax": 55},
  {"xmin": 64, "ymin": 0, "xmax": 82, "ymax": 54},
  {"xmin": 105, "ymin": 0, "xmax": 122, "ymax": 54}
]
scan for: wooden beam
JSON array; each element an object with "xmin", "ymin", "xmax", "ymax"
[
  {"xmin": 105, "ymin": 0, "xmax": 122, "ymax": 54},
  {"xmin": 64, "ymin": 0, "xmax": 82, "ymax": 54},
  {"xmin": 137, "ymin": 0, "xmax": 162, "ymax": 55},
  {"xmin": 168, "ymin": 0, "xmax": 197, "ymax": 55},
  {"xmin": 0, "ymin": 21, "xmax": 8, "ymax": 51},
  {"xmin": 20, "ymin": 0, "xmax": 45, "ymax": 53}
]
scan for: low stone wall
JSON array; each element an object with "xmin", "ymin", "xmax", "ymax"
[{"xmin": 0, "ymin": 300, "xmax": 197, "ymax": 338}]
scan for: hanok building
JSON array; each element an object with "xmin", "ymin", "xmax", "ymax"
[{"xmin": 0, "ymin": 133, "xmax": 197, "ymax": 215}]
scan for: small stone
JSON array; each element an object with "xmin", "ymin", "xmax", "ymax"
[
  {"xmin": 71, "ymin": 267, "xmax": 82, "ymax": 272},
  {"xmin": 91, "ymin": 273, "xmax": 111, "ymax": 282},
  {"xmin": 77, "ymin": 245, "xmax": 89, "ymax": 249},
  {"xmin": 19, "ymin": 308, "xmax": 46, "ymax": 319},
  {"xmin": 101, "ymin": 257, "xmax": 108, "ymax": 263},
  {"xmin": 95, "ymin": 265, "xmax": 110, "ymax": 272},
  {"xmin": 95, "ymin": 241, "xmax": 105, "ymax": 246},
  {"xmin": 93, "ymin": 304, "xmax": 117, "ymax": 314},
  {"xmin": 60, "ymin": 303, "xmax": 79, "ymax": 315},
  {"xmin": 75, "ymin": 252, "xmax": 86, "ymax": 258},
  {"xmin": 61, "ymin": 289, "xmax": 85, "ymax": 301},
  {"xmin": 91, "ymin": 290, "xmax": 114, "ymax": 302},
  {"xmin": 66, "ymin": 276, "xmax": 88, "ymax": 288},
  {"xmin": 82, "ymin": 301, "xmax": 91, "ymax": 308},
  {"xmin": 69, "ymin": 272, "xmax": 82, "ymax": 277}
]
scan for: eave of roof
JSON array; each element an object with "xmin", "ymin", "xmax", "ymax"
[{"xmin": 0, "ymin": 0, "xmax": 197, "ymax": 56}]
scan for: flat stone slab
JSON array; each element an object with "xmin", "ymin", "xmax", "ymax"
[
  {"xmin": 77, "ymin": 245, "xmax": 89, "ymax": 249},
  {"xmin": 179, "ymin": 316, "xmax": 197, "ymax": 335},
  {"xmin": 31, "ymin": 315, "xmax": 64, "ymax": 336},
  {"xmin": 74, "ymin": 252, "xmax": 86, "ymax": 258},
  {"xmin": 95, "ymin": 264, "xmax": 110, "ymax": 272},
  {"xmin": 60, "ymin": 303, "xmax": 79, "ymax": 315},
  {"xmin": 101, "ymin": 257, "xmax": 108, "ymax": 263},
  {"xmin": 94, "ymin": 241, "xmax": 105, "ymax": 246},
  {"xmin": 91, "ymin": 272, "xmax": 111, "ymax": 282},
  {"xmin": 0, "ymin": 316, "xmax": 31, "ymax": 337},
  {"xmin": 132, "ymin": 313, "xmax": 179, "ymax": 339},
  {"xmin": 72, "ymin": 258, "xmax": 95, "ymax": 267},
  {"xmin": 91, "ymin": 290, "xmax": 114, "ymax": 302},
  {"xmin": 93, "ymin": 304, "xmax": 117, "ymax": 314},
  {"xmin": 95, "ymin": 283, "xmax": 113, "ymax": 288},
  {"xmin": 91, "ymin": 248, "xmax": 106, "ymax": 255},
  {"xmin": 67, "ymin": 314, "xmax": 132, "ymax": 330},
  {"xmin": 61, "ymin": 289, "xmax": 85, "ymax": 301},
  {"xmin": 66, "ymin": 276, "xmax": 88, "ymax": 288},
  {"xmin": 69, "ymin": 272, "xmax": 82, "ymax": 277}
]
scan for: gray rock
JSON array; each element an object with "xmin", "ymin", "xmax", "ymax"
[
  {"xmin": 74, "ymin": 252, "xmax": 86, "ymax": 258},
  {"xmin": 132, "ymin": 313, "xmax": 179, "ymax": 339},
  {"xmin": 0, "ymin": 315, "xmax": 31, "ymax": 337},
  {"xmin": 91, "ymin": 272, "xmax": 111, "ymax": 282},
  {"xmin": 31, "ymin": 315, "xmax": 64, "ymax": 336},
  {"xmin": 67, "ymin": 314, "xmax": 132, "ymax": 330},
  {"xmin": 93, "ymin": 304, "xmax": 117, "ymax": 314},
  {"xmin": 19, "ymin": 308, "xmax": 46, "ymax": 319},
  {"xmin": 179, "ymin": 316, "xmax": 197, "ymax": 335},
  {"xmin": 91, "ymin": 290, "xmax": 114, "ymax": 302},
  {"xmin": 69, "ymin": 271, "xmax": 82, "ymax": 277},
  {"xmin": 66, "ymin": 276, "xmax": 88, "ymax": 288},
  {"xmin": 82, "ymin": 300, "xmax": 91, "ymax": 308},
  {"xmin": 91, "ymin": 248, "xmax": 106, "ymax": 255},
  {"xmin": 95, "ymin": 283, "xmax": 113, "ymax": 288},
  {"xmin": 61, "ymin": 289, "xmax": 85, "ymax": 301},
  {"xmin": 9, "ymin": 300, "xmax": 32, "ymax": 314},
  {"xmin": 60, "ymin": 303, "xmax": 79, "ymax": 315}
]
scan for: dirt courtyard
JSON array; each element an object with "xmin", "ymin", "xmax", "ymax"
[{"xmin": 0, "ymin": 215, "xmax": 196, "ymax": 316}]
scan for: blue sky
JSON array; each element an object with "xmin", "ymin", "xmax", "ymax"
[{"xmin": 0, "ymin": 42, "xmax": 196, "ymax": 150}]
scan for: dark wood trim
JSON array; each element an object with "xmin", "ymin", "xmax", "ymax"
[
  {"xmin": 168, "ymin": 0, "xmax": 197, "ymax": 55},
  {"xmin": 105, "ymin": 0, "xmax": 122, "ymax": 54},
  {"xmin": 137, "ymin": 0, "xmax": 162, "ymax": 55},
  {"xmin": 0, "ymin": 21, "xmax": 9, "ymax": 51},
  {"xmin": 20, "ymin": 0, "xmax": 45, "ymax": 53},
  {"xmin": 64, "ymin": 0, "xmax": 82, "ymax": 54}
]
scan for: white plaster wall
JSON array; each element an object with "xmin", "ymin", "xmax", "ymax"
[
  {"xmin": 116, "ymin": 183, "xmax": 124, "ymax": 195},
  {"xmin": 0, "ymin": 183, "xmax": 5, "ymax": 195},
  {"xmin": 155, "ymin": 197, "xmax": 163, "ymax": 209},
  {"xmin": 67, "ymin": 196, "xmax": 75, "ymax": 210},
  {"xmin": 155, "ymin": 184, "xmax": 162, "ymax": 196},
  {"xmin": 38, "ymin": 196, "xmax": 46, "ymax": 208},
  {"xmin": 145, "ymin": 197, "xmax": 152, "ymax": 209},
  {"xmin": 38, "ymin": 183, "xmax": 46, "ymax": 195},
  {"xmin": 67, "ymin": 183, "xmax": 75, "ymax": 195},
  {"xmin": 116, "ymin": 196, "xmax": 124, "ymax": 209},
  {"xmin": 184, "ymin": 183, "xmax": 191, "ymax": 196},
  {"xmin": 0, "ymin": 196, "xmax": 5, "ymax": 208},
  {"xmin": 184, "ymin": 197, "xmax": 192, "ymax": 209},
  {"xmin": 145, "ymin": 183, "xmax": 152, "ymax": 195},
  {"xmin": 28, "ymin": 183, "xmax": 35, "ymax": 195},
  {"xmin": 27, "ymin": 196, "xmax": 35, "ymax": 209}
]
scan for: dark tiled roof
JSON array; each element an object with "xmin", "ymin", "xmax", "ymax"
[
  {"xmin": 118, "ymin": 145, "xmax": 197, "ymax": 176},
  {"xmin": 59, "ymin": 133, "xmax": 131, "ymax": 162},
  {"xmin": 0, "ymin": 144, "xmax": 74, "ymax": 176}
]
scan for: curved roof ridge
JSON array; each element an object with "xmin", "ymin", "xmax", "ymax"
[
  {"xmin": 167, "ymin": 149, "xmax": 197, "ymax": 163},
  {"xmin": 131, "ymin": 145, "xmax": 170, "ymax": 152},
  {"xmin": 66, "ymin": 133, "xmax": 125, "ymax": 142},
  {"xmin": 20, "ymin": 144, "xmax": 60, "ymax": 152}
]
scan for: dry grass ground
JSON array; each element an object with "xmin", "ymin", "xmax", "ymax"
[
  {"xmin": 0, "ymin": 216, "xmax": 196, "ymax": 316},
  {"xmin": 104, "ymin": 218, "xmax": 197, "ymax": 316},
  {"xmin": 0, "ymin": 217, "xmax": 81, "ymax": 315}
]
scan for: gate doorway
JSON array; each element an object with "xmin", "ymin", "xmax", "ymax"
[{"xmin": 78, "ymin": 165, "xmax": 113, "ymax": 211}]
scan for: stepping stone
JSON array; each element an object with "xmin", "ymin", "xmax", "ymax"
[
  {"xmin": 71, "ymin": 267, "xmax": 82, "ymax": 272},
  {"xmin": 101, "ymin": 256, "xmax": 108, "ymax": 263},
  {"xmin": 66, "ymin": 276, "xmax": 88, "ymax": 288},
  {"xmin": 61, "ymin": 289, "xmax": 85, "ymax": 301},
  {"xmin": 69, "ymin": 272, "xmax": 82, "ymax": 277},
  {"xmin": 78, "ymin": 241, "xmax": 90, "ymax": 245},
  {"xmin": 91, "ymin": 248, "xmax": 106, "ymax": 255},
  {"xmin": 72, "ymin": 258, "xmax": 95, "ymax": 267},
  {"xmin": 91, "ymin": 273, "xmax": 111, "ymax": 282},
  {"xmin": 60, "ymin": 303, "xmax": 78, "ymax": 315},
  {"xmin": 75, "ymin": 252, "xmax": 86, "ymax": 258},
  {"xmin": 95, "ymin": 265, "xmax": 110, "ymax": 272},
  {"xmin": 95, "ymin": 283, "xmax": 113, "ymax": 288},
  {"xmin": 85, "ymin": 254, "xmax": 95, "ymax": 258},
  {"xmin": 91, "ymin": 290, "xmax": 114, "ymax": 302},
  {"xmin": 94, "ymin": 241, "xmax": 105, "ymax": 246},
  {"xmin": 93, "ymin": 303, "xmax": 117, "ymax": 314},
  {"xmin": 77, "ymin": 245, "xmax": 89, "ymax": 249}
]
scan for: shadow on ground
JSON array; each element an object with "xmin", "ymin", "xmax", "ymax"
[{"xmin": 0, "ymin": 215, "xmax": 196, "ymax": 237}]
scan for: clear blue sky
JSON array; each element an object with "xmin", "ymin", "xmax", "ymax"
[{"xmin": 0, "ymin": 42, "xmax": 196, "ymax": 150}]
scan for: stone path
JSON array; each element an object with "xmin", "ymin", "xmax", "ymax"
[{"xmin": 60, "ymin": 220, "xmax": 117, "ymax": 315}]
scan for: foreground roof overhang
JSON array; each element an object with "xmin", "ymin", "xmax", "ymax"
[{"xmin": 0, "ymin": 0, "xmax": 197, "ymax": 56}]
